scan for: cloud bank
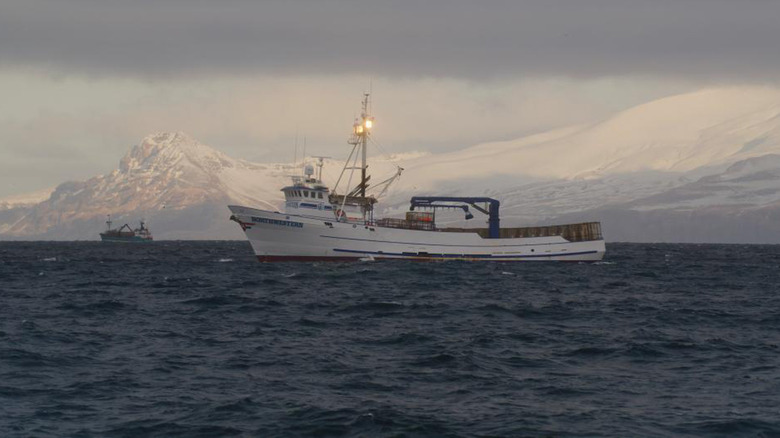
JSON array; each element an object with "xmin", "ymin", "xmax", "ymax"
[{"xmin": 3, "ymin": 0, "xmax": 780, "ymax": 81}]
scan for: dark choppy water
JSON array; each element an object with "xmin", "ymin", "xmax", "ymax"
[{"xmin": 1, "ymin": 242, "xmax": 779, "ymax": 437}]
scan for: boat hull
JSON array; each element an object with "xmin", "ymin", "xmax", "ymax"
[
  {"xmin": 99, "ymin": 234, "xmax": 153, "ymax": 242},
  {"xmin": 229, "ymin": 205, "xmax": 605, "ymax": 262}
]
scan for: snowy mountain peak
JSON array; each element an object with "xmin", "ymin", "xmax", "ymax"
[{"xmin": 119, "ymin": 131, "xmax": 235, "ymax": 174}]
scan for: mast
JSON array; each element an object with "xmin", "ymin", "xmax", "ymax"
[
  {"xmin": 331, "ymin": 92, "xmax": 380, "ymax": 223},
  {"xmin": 360, "ymin": 94, "xmax": 368, "ymax": 197},
  {"xmin": 348, "ymin": 93, "xmax": 374, "ymax": 197}
]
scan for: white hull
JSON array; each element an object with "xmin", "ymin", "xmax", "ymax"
[{"xmin": 229, "ymin": 205, "xmax": 606, "ymax": 262}]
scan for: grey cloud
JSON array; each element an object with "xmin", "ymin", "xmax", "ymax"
[{"xmin": 2, "ymin": 0, "xmax": 780, "ymax": 81}]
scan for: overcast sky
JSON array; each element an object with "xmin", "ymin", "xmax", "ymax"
[{"xmin": 2, "ymin": 0, "xmax": 780, "ymax": 197}]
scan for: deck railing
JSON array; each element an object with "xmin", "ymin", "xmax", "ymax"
[
  {"xmin": 440, "ymin": 222, "xmax": 603, "ymax": 242},
  {"xmin": 376, "ymin": 218, "xmax": 603, "ymax": 242}
]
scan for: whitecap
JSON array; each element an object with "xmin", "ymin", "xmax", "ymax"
[{"xmin": 217, "ymin": 258, "xmax": 234, "ymax": 263}]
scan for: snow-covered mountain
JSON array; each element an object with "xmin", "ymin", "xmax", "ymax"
[
  {"xmin": 3, "ymin": 87, "xmax": 780, "ymax": 242},
  {"xmin": 0, "ymin": 187, "xmax": 55, "ymax": 237},
  {"xmin": 392, "ymin": 87, "xmax": 780, "ymax": 190},
  {"xmin": 556, "ymin": 154, "xmax": 780, "ymax": 243},
  {"xmin": 379, "ymin": 87, "xmax": 780, "ymax": 242},
  {"xmin": 0, "ymin": 187, "xmax": 54, "ymax": 210},
  {"xmin": 0, "ymin": 132, "xmax": 295, "ymax": 239}
]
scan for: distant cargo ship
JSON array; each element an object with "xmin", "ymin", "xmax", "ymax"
[
  {"xmin": 228, "ymin": 93, "xmax": 605, "ymax": 262},
  {"xmin": 99, "ymin": 215, "xmax": 153, "ymax": 242}
]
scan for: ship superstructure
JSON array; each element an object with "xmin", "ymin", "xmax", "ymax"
[{"xmin": 229, "ymin": 94, "xmax": 605, "ymax": 261}]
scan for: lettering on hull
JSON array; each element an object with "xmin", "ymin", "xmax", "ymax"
[{"xmin": 251, "ymin": 217, "xmax": 304, "ymax": 228}]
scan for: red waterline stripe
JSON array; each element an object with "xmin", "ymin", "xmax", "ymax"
[
  {"xmin": 256, "ymin": 255, "xmax": 599, "ymax": 263},
  {"xmin": 257, "ymin": 255, "xmax": 361, "ymax": 262}
]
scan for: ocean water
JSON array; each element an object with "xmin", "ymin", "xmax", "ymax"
[{"xmin": 1, "ymin": 241, "xmax": 779, "ymax": 437}]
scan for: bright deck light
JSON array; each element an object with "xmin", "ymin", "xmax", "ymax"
[{"xmin": 365, "ymin": 119, "xmax": 373, "ymax": 129}]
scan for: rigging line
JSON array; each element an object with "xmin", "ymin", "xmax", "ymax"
[
  {"xmin": 368, "ymin": 80, "xmax": 373, "ymax": 114},
  {"xmin": 339, "ymin": 146, "xmax": 362, "ymax": 218},
  {"xmin": 368, "ymin": 137, "xmax": 404, "ymax": 174},
  {"xmin": 325, "ymin": 168, "xmax": 345, "ymax": 195},
  {"xmin": 371, "ymin": 167, "xmax": 403, "ymax": 199},
  {"xmin": 333, "ymin": 143, "xmax": 358, "ymax": 194}
]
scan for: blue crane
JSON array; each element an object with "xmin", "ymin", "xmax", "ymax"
[{"xmin": 409, "ymin": 196, "xmax": 501, "ymax": 238}]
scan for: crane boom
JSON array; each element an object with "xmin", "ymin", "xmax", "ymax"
[{"xmin": 410, "ymin": 196, "xmax": 501, "ymax": 238}]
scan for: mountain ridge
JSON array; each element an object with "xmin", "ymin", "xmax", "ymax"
[
  {"xmin": 0, "ymin": 132, "xmax": 281, "ymax": 238},
  {"xmin": 4, "ymin": 87, "xmax": 780, "ymax": 242},
  {"xmin": 394, "ymin": 87, "xmax": 780, "ymax": 191}
]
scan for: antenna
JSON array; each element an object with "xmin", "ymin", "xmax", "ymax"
[
  {"xmin": 293, "ymin": 130, "xmax": 298, "ymax": 167},
  {"xmin": 301, "ymin": 136, "xmax": 307, "ymax": 176},
  {"xmin": 311, "ymin": 156, "xmax": 331, "ymax": 181}
]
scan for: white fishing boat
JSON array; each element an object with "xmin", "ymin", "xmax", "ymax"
[{"xmin": 229, "ymin": 94, "xmax": 605, "ymax": 262}]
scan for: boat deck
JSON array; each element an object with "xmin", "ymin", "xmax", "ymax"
[{"xmin": 376, "ymin": 219, "xmax": 603, "ymax": 242}]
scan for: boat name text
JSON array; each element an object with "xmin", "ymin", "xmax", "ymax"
[{"xmin": 251, "ymin": 216, "xmax": 304, "ymax": 228}]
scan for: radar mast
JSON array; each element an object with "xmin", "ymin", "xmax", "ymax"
[{"xmin": 347, "ymin": 93, "xmax": 374, "ymax": 197}]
